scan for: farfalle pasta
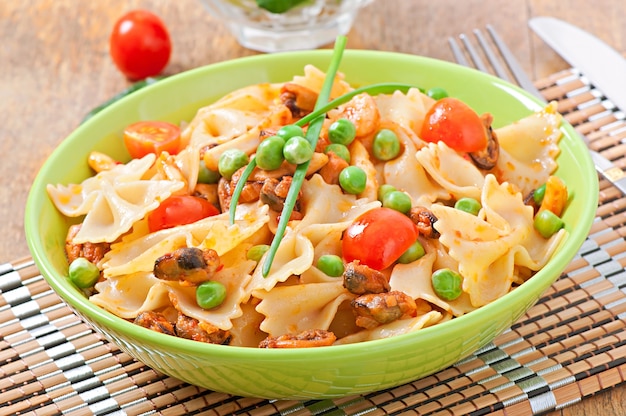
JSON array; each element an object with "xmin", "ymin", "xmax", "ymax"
[{"xmin": 47, "ymin": 64, "xmax": 569, "ymax": 348}]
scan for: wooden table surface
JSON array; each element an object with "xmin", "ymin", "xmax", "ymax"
[{"xmin": 2, "ymin": 1, "xmax": 625, "ymax": 414}]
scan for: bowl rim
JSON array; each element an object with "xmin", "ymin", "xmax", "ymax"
[{"xmin": 25, "ymin": 49, "xmax": 599, "ymax": 361}]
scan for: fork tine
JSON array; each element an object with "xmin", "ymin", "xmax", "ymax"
[
  {"xmin": 448, "ymin": 37, "xmax": 470, "ymax": 67},
  {"xmin": 485, "ymin": 25, "xmax": 544, "ymax": 100},
  {"xmin": 459, "ymin": 34, "xmax": 489, "ymax": 73},
  {"xmin": 473, "ymin": 29, "xmax": 511, "ymax": 82}
]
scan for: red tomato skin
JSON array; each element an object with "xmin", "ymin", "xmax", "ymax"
[
  {"xmin": 148, "ymin": 196, "xmax": 219, "ymax": 233},
  {"xmin": 123, "ymin": 120, "xmax": 181, "ymax": 159},
  {"xmin": 342, "ymin": 208, "xmax": 419, "ymax": 270},
  {"xmin": 109, "ymin": 10, "xmax": 171, "ymax": 80},
  {"xmin": 420, "ymin": 97, "xmax": 487, "ymax": 153}
]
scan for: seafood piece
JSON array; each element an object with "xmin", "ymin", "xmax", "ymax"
[
  {"xmin": 280, "ymin": 82, "xmax": 318, "ymax": 118},
  {"xmin": 408, "ymin": 206, "xmax": 440, "ymax": 239},
  {"xmin": 259, "ymin": 329, "xmax": 336, "ymax": 348},
  {"xmin": 319, "ymin": 150, "xmax": 349, "ymax": 185},
  {"xmin": 329, "ymin": 93, "xmax": 380, "ymax": 138},
  {"xmin": 65, "ymin": 224, "xmax": 110, "ymax": 264},
  {"xmin": 153, "ymin": 247, "xmax": 220, "ymax": 286},
  {"xmin": 134, "ymin": 311, "xmax": 176, "ymax": 336},
  {"xmin": 343, "ymin": 261, "xmax": 390, "ymax": 295},
  {"xmin": 351, "ymin": 291, "xmax": 417, "ymax": 329},
  {"xmin": 259, "ymin": 176, "xmax": 302, "ymax": 217},
  {"xmin": 217, "ymin": 166, "xmax": 264, "ymax": 211},
  {"xmin": 175, "ymin": 313, "xmax": 231, "ymax": 345},
  {"xmin": 469, "ymin": 113, "xmax": 499, "ymax": 170}
]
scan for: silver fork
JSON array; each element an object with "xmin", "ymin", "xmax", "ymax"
[
  {"xmin": 449, "ymin": 25, "xmax": 544, "ymax": 101},
  {"xmin": 448, "ymin": 25, "xmax": 626, "ymax": 196}
]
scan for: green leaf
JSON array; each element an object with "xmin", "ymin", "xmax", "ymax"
[{"xmin": 255, "ymin": 0, "xmax": 308, "ymax": 13}]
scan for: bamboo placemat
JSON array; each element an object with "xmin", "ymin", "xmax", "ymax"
[{"xmin": 3, "ymin": 69, "xmax": 626, "ymax": 416}]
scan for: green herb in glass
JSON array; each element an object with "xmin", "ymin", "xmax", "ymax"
[{"xmin": 256, "ymin": 0, "xmax": 307, "ymax": 13}]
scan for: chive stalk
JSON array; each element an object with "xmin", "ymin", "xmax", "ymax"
[{"xmin": 262, "ymin": 35, "xmax": 347, "ymax": 276}]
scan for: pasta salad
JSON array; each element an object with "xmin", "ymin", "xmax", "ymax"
[{"xmin": 47, "ymin": 64, "xmax": 568, "ymax": 348}]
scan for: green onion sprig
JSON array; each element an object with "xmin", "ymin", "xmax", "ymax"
[{"xmin": 261, "ymin": 35, "xmax": 346, "ymax": 276}]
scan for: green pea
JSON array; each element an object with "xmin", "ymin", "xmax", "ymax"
[
  {"xmin": 432, "ymin": 268, "xmax": 463, "ymax": 301},
  {"xmin": 372, "ymin": 129, "xmax": 401, "ymax": 161},
  {"xmin": 68, "ymin": 257, "xmax": 100, "ymax": 289},
  {"xmin": 324, "ymin": 143, "xmax": 351, "ymax": 164},
  {"xmin": 534, "ymin": 209, "xmax": 565, "ymax": 238},
  {"xmin": 339, "ymin": 166, "xmax": 367, "ymax": 194},
  {"xmin": 256, "ymin": 135, "xmax": 285, "ymax": 170},
  {"xmin": 328, "ymin": 118, "xmax": 357, "ymax": 146},
  {"xmin": 454, "ymin": 197, "xmax": 482, "ymax": 216},
  {"xmin": 247, "ymin": 244, "xmax": 270, "ymax": 262},
  {"xmin": 218, "ymin": 148, "xmax": 249, "ymax": 180},
  {"xmin": 533, "ymin": 183, "xmax": 547, "ymax": 205},
  {"xmin": 276, "ymin": 124, "xmax": 304, "ymax": 141},
  {"xmin": 197, "ymin": 159, "xmax": 221, "ymax": 184},
  {"xmin": 427, "ymin": 87, "xmax": 449, "ymax": 100},
  {"xmin": 382, "ymin": 190, "xmax": 412, "ymax": 214},
  {"xmin": 397, "ymin": 240, "xmax": 426, "ymax": 264},
  {"xmin": 377, "ymin": 184, "xmax": 397, "ymax": 202},
  {"xmin": 316, "ymin": 254, "xmax": 345, "ymax": 277},
  {"xmin": 196, "ymin": 281, "xmax": 227, "ymax": 310},
  {"xmin": 283, "ymin": 136, "xmax": 314, "ymax": 165}
]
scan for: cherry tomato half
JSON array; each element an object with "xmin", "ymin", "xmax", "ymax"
[
  {"xmin": 123, "ymin": 120, "xmax": 181, "ymax": 159},
  {"xmin": 148, "ymin": 195, "xmax": 220, "ymax": 233},
  {"xmin": 420, "ymin": 97, "xmax": 488, "ymax": 153},
  {"xmin": 109, "ymin": 9, "xmax": 171, "ymax": 80},
  {"xmin": 342, "ymin": 208, "xmax": 419, "ymax": 270}
]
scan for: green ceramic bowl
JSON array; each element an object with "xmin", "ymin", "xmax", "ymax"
[{"xmin": 25, "ymin": 50, "xmax": 598, "ymax": 399}]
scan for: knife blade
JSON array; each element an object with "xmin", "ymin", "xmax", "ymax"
[
  {"xmin": 529, "ymin": 16, "xmax": 626, "ymax": 114},
  {"xmin": 529, "ymin": 16, "xmax": 626, "ymax": 195}
]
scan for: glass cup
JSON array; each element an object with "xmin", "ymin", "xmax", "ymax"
[{"xmin": 199, "ymin": 0, "xmax": 373, "ymax": 53}]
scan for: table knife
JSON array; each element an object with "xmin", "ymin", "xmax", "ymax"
[
  {"xmin": 529, "ymin": 16, "xmax": 626, "ymax": 112},
  {"xmin": 529, "ymin": 16, "xmax": 626, "ymax": 195}
]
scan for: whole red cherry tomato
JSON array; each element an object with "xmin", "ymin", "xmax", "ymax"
[
  {"xmin": 342, "ymin": 208, "xmax": 419, "ymax": 270},
  {"xmin": 420, "ymin": 97, "xmax": 488, "ymax": 153},
  {"xmin": 109, "ymin": 10, "xmax": 171, "ymax": 80},
  {"xmin": 123, "ymin": 120, "xmax": 181, "ymax": 159},
  {"xmin": 148, "ymin": 196, "xmax": 219, "ymax": 233}
]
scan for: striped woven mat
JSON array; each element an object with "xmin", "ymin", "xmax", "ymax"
[{"xmin": 2, "ymin": 69, "xmax": 626, "ymax": 416}]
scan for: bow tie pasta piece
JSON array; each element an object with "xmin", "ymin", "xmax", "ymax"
[
  {"xmin": 91, "ymin": 271, "xmax": 166, "ymax": 319},
  {"xmin": 47, "ymin": 154, "xmax": 184, "ymax": 244},
  {"xmin": 383, "ymin": 123, "xmax": 450, "ymax": 206},
  {"xmin": 495, "ymin": 102, "xmax": 562, "ymax": 195},
  {"xmin": 375, "ymin": 87, "xmax": 435, "ymax": 139},
  {"xmin": 254, "ymin": 281, "xmax": 353, "ymax": 337},
  {"xmin": 290, "ymin": 64, "xmax": 353, "ymax": 99},
  {"xmin": 431, "ymin": 174, "xmax": 567, "ymax": 307},
  {"xmin": 389, "ymin": 242, "xmax": 477, "ymax": 317},
  {"xmin": 415, "ymin": 141, "xmax": 485, "ymax": 202},
  {"xmin": 181, "ymin": 83, "xmax": 282, "ymax": 147}
]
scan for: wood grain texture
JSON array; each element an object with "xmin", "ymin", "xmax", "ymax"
[{"xmin": 1, "ymin": 1, "xmax": 625, "ymax": 414}]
